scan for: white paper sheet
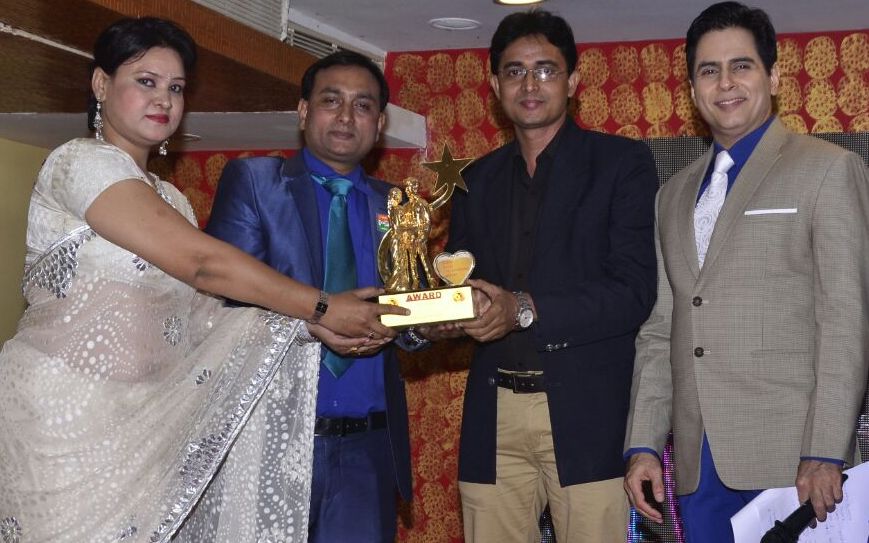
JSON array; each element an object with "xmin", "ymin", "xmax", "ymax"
[{"xmin": 731, "ymin": 462, "xmax": 869, "ymax": 542}]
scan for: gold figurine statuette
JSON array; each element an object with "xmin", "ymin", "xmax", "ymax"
[
  {"xmin": 377, "ymin": 145, "xmax": 477, "ymax": 328},
  {"xmin": 380, "ymin": 178, "xmax": 437, "ymax": 292}
]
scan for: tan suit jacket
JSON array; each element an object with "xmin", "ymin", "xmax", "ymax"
[{"xmin": 625, "ymin": 118, "xmax": 869, "ymax": 494}]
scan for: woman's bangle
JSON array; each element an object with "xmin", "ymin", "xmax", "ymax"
[{"xmin": 309, "ymin": 290, "xmax": 329, "ymax": 324}]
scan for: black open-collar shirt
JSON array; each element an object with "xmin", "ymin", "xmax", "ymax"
[{"xmin": 498, "ymin": 121, "xmax": 569, "ymax": 372}]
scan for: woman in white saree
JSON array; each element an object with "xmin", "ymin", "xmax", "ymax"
[{"xmin": 0, "ymin": 18, "xmax": 402, "ymax": 543}]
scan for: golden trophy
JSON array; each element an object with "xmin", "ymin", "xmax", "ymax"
[{"xmin": 378, "ymin": 146, "xmax": 476, "ymax": 328}]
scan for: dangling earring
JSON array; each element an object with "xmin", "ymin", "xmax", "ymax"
[
  {"xmin": 158, "ymin": 140, "xmax": 169, "ymax": 156},
  {"xmin": 94, "ymin": 100, "xmax": 104, "ymax": 141}
]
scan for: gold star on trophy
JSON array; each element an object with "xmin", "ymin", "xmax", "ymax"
[{"xmin": 422, "ymin": 145, "xmax": 473, "ymax": 210}]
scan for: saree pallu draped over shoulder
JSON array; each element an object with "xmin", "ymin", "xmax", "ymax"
[{"xmin": 0, "ymin": 139, "xmax": 319, "ymax": 543}]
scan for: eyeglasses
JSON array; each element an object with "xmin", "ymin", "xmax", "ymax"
[{"xmin": 498, "ymin": 65, "xmax": 566, "ymax": 83}]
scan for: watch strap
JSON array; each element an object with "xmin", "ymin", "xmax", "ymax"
[{"xmin": 309, "ymin": 290, "xmax": 329, "ymax": 324}]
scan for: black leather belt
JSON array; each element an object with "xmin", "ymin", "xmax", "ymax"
[
  {"xmin": 314, "ymin": 411, "xmax": 387, "ymax": 437},
  {"xmin": 497, "ymin": 370, "xmax": 545, "ymax": 393}
]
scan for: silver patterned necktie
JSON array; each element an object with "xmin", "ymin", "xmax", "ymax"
[{"xmin": 694, "ymin": 150, "xmax": 734, "ymax": 268}]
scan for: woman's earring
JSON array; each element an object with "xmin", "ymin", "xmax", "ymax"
[
  {"xmin": 94, "ymin": 101, "xmax": 104, "ymax": 141},
  {"xmin": 158, "ymin": 140, "xmax": 169, "ymax": 156}
]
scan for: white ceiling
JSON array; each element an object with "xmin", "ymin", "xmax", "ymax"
[{"xmin": 287, "ymin": 0, "xmax": 869, "ymax": 56}]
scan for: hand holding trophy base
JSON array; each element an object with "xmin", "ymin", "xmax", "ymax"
[{"xmin": 379, "ymin": 250, "xmax": 476, "ymax": 328}]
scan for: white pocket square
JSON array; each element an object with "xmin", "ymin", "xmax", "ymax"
[{"xmin": 744, "ymin": 208, "xmax": 797, "ymax": 215}]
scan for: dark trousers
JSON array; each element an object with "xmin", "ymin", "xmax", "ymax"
[
  {"xmin": 678, "ymin": 434, "xmax": 763, "ymax": 543},
  {"xmin": 308, "ymin": 428, "xmax": 397, "ymax": 543}
]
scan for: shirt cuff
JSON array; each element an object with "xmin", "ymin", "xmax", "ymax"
[
  {"xmin": 800, "ymin": 456, "xmax": 845, "ymax": 466},
  {"xmin": 624, "ymin": 447, "xmax": 660, "ymax": 462}
]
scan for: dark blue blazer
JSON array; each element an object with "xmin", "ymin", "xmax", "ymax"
[
  {"xmin": 205, "ymin": 153, "xmax": 412, "ymax": 500},
  {"xmin": 448, "ymin": 120, "xmax": 658, "ymax": 486}
]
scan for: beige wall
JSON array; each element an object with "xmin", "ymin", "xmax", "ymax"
[{"xmin": 0, "ymin": 139, "xmax": 49, "ymax": 343}]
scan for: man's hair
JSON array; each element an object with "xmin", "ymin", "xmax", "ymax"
[
  {"xmin": 300, "ymin": 51, "xmax": 389, "ymax": 111},
  {"xmin": 489, "ymin": 10, "xmax": 577, "ymax": 74},
  {"xmin": 686, "ymin": 1, "xmax": 777, "ymax": 81}
]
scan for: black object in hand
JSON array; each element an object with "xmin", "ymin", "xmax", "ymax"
[
  {"xmin": 760, "ymin": 473, "xmax": 848, "ymax": 543},
  {"xmin": 760, "ymin": 502, "xmax": 816, "ymax": 543}
]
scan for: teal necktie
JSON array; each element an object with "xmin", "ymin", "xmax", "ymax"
[{"xmin": 313, "ymin": 175, "xmax": 357, "ymax": 378}]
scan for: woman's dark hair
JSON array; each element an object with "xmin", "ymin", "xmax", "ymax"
[
  {"xmin": 686, "ymin": 2, "xmax": 776, "ymax": 81},
  {"xmin": 300, "ymin": 51, "xmax": 389, "ymax": 112},
  {"xmin": 88, "ymin": 17, "xmax": 197, "ymax": 130},
  {"xmin": 489, "ymin": 10, "xmax": 578, "ymax": 74}
]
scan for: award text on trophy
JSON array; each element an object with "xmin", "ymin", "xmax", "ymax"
[{"xmin": 378, "ymin": 146, "xmax": 476, "ymax": 328}]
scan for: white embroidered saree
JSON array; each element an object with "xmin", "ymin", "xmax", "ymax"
[{"xmin": 0, "ymin": 139, "xmax": 317, "ymax": 543}]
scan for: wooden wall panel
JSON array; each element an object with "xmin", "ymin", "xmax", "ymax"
[
  {"xmin": 0, "ymin": 0, "xmax": 312, "ymax": 113},
  {"xmin": 0, "ymin": 32, "xmax": 90, "ymax": 112}
]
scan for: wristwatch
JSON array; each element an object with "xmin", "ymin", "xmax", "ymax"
[
  {"xmin": 308, "ymin": 290, "xmax": 329, "ymax": 324},
  {"xmin": 513, "ymin": 291, "xmax": 534, "ymax": 330}
]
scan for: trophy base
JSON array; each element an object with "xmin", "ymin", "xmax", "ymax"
[{"xmin": 378, "ymin": 285, "xmax": 475, "ymax": 329}]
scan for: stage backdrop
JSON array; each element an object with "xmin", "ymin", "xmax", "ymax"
[{"xmin": 157, "ymin": 30, "xmax": 868, "ymax": 543}]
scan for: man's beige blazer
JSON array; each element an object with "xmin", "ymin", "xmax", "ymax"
[{"xmin": 626, "ymin": 118, "xmax": 869, "ymax": 494}]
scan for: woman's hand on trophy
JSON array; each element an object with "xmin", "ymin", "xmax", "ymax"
[
  {"xmin": 319, "ymin": 287, "xmax": 409, "ymax": 340},
  {"xmin": 307, "ymin": 323, "xmax": 392, "ymax": 357}
]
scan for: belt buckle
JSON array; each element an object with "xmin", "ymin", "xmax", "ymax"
[
  {"xmin": 511, "ymin": 374, "xmax": 522, "ymax": 393},
  {"xmin": 334, "ymin": 417, "xmax": 347, "ymax": 437}
]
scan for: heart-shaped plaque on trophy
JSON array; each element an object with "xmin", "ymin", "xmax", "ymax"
[
  {"xmin": 433, "ymin": 251, "xmax": 475, "ymax": 286},
  {"xmin": 377, "ymin": 145, "xmax": 476, "ymax": 328}
]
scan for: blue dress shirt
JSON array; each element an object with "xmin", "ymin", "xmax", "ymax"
[{"xmin": 303, "ymin": 149, "xmax": 386, "ymax": 418}]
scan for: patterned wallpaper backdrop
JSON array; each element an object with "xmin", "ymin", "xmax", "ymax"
[{"xmin": 159, "ymin": 29, "xmax": 868, "ymax": 543}]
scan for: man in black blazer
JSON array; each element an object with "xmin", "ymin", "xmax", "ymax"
[{"xmin": 425, "ymin": 10, "xmax": 657, "ymax": 543}]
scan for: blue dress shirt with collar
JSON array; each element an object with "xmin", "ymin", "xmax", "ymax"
[{"xmin": 303, "ymin": 148, "xmax": 386, "ymax": 418}]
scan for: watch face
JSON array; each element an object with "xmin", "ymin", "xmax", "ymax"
[{"xmin": 519, "ymin": 309, "xmax": 534, "ymax": 328}]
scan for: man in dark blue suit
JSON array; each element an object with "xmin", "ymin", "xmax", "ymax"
[
  {"xmin": 423, "ymin": 10, "xmax": 658, "ymax": 543},
  {"xmin": 206, "ymin": 51, "xmax": 420, "ymax": 543}
]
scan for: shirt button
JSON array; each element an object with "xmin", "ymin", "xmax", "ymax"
[
  {"xmin": 694, "ymin": 347, "xmax": 704, "ymax": 357},
  {"xmin": 487, "ymin": 376, "xmax": 496, "ymax": 386},
  {"xmin": 692, "ymin": 296, "xmax": 702, "ymax": 307}
]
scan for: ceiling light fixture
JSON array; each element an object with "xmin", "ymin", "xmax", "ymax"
[
  {"xmin": 428, "ymin": 17, "xmax": 482, "ymax": 31},
  {"xmin": 494, "ymin": 0, "xmax": 546, "ymax": 5}
]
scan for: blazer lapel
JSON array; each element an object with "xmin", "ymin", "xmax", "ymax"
[
  {"xmin": 533, "ymin": 130, "xmax": 590, "ymax": 259},
  {"xmin": 283, "ymin": 157, "xmax": 324, "ymax": 287},
  {"xmin": 359, "ymin": 175, "xmax": 389, "ymax": 287},
  {"xmin": 700, "ymin": 119, "xmax": 786, "ymax": 274}
]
